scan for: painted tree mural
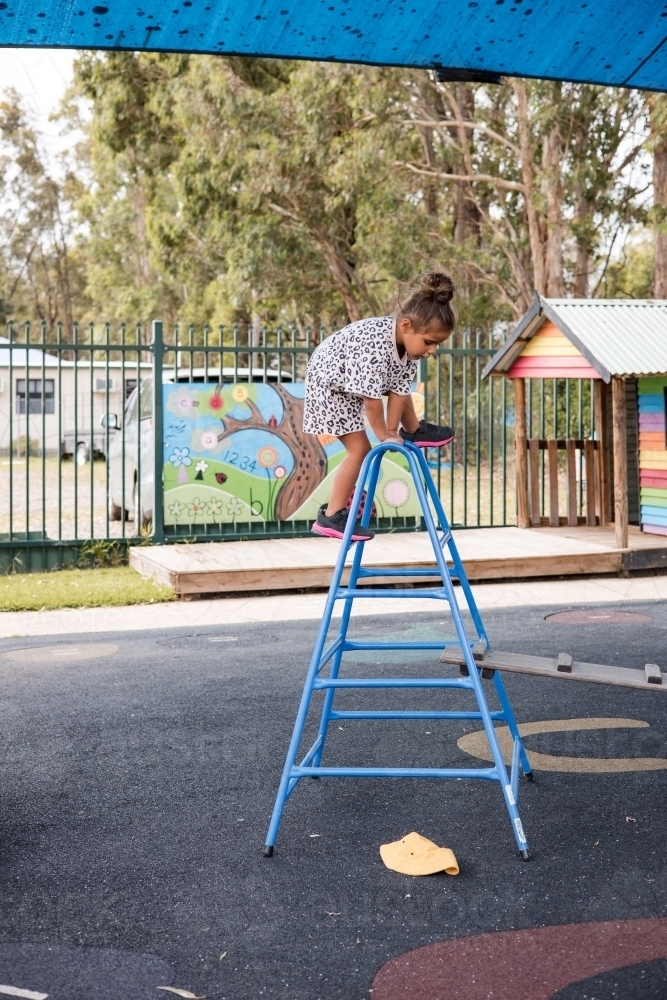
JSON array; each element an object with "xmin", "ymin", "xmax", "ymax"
[{"xmin": 216, "ymin": 384, "xmax": 327, "ymax": 520}]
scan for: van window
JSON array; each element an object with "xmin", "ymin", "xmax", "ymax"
[
  {"xmin": 140, "ymin": 379, "xmax": 153, "ymax": 419},
  {"xmin": 125, "ymin": 388, "xmax": 139, "ymax": 424}
]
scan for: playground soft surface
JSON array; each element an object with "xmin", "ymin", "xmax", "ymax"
[{"xmin": 0, "ymin": 602, "xmax": 665, "ymax": 998}]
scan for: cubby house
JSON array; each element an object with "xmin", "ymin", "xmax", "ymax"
[{"xmin": 482, "ymin": 296, "xmax": 667, "ymax": 548}]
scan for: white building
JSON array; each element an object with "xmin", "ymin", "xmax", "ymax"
[{"xmin": 0, "ymin": 338, "xmax": 151, "ymax": 461}]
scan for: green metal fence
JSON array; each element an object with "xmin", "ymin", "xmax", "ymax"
[{"xmin": 0, "ymin": 320, "xmax": 596, "ymax": 572}]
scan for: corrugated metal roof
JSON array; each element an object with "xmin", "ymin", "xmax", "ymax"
[
  {"xmin": 483, "ymin": 298, "xmax": 667, "ymax": 381},
  {"xmin": 547, "ymin": 299, "xmax": 667, "ymax": 378}
]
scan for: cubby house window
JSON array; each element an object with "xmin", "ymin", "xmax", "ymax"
[{"xmin": 15, "ymin": 378, "xmax": 55, "ymax": 415}]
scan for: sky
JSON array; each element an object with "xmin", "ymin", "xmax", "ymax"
[{"xmin": 0, "ymin": 47, "xmax": 77, "ymax": 161}]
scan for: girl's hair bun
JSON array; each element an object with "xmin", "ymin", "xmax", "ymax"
[
  {"xmin": 398, "ymin": 267, "xmax": 456, "ymax": 332},
  {"xmin": 419, "ymin": 271, "xmax": 455, "ymax": 304}
]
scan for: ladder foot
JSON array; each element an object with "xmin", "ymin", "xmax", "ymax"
[
  {"xmin": 263, "ymin": 845, "xmax": 275, "ymax": 857},
  {"xmin": 519, "ymin": 848, "xmax": 532, "ymax": 861},
  {"xmin": 524, "ymin": 772, "xmax": 534, "ymax": 782}
]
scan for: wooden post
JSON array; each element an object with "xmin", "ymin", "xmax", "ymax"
[
  {"xmin": 514, "ymin": 378, "xmax": 530, "ymax": 528},
  {"xmin": 612, "ymin": 376, "xmax": 628, "ymax": 549},
  {"xmin": 584, "ymin": 440, "xmax": 596, "ymax": 526},
  {"xmin": 529, "ymin": 439, "xmax": 541, "ymax": 525},
  {"xmin": 594, "ymin": 379, "xmax": 610, "ymax": 525},
  {"xmin": 566, "ymin": 439, "xmax": 578, "ymax": 526},
  {"xmin": 547, "ymin": 439, "xmax": 559, "ymax": 526}
]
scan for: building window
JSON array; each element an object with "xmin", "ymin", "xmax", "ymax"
[{"xmin": 16, "ymin": 379, "xmax": 55, "ymax": 414}]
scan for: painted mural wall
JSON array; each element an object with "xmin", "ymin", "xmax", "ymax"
[{"xmin": 163, "ymin": 382, "xmax": 424, "ymax": 527}]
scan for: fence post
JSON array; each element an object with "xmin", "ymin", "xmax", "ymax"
[
  {"xmin": 152, "ymin": 320, "xmax": 166, "ymax": 544},
  {"xmin": 419, "ymin": 358, "xmax": 428, "ymax": 420}
]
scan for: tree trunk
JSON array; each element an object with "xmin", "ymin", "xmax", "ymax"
[
  {"xmin": 542, "ymin": 89, "xmax": 566, "ymax": 297},
  {"xmin": 573, "ymin": 183, "xmax": 592, "ymax": 298},
  {"xmin": 452, "ymin": 83, "xmax": 480, "ymax": 246},
  {"xmin": 651, "ymin": 116, "xmax": 667, "ymax": 299},
  {"xmin": 513, "ymin": 80, "xmax": 545, "ymax": 298},
  {"xmin": 216, "ymin": 384, "xmax": 327, "ymax": 520},
  {"xmin": 322, "ymin": 245, "xmax": 363, "ymax": 323}
]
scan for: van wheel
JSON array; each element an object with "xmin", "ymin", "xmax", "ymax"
[
  {"xmin": 133, "ymin": 485, "xmax": 152, "ymax": 532},
  {"xmin": 76, "ymin": 442, "xmax": 89, "ymax": 466},
  {"xmin": 110, "ymin": 502, "xmax": 122, "ymax": 521}
]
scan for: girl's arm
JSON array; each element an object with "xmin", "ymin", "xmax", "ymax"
[{"xmin": 363, "ymin": 396, "xmax": 402, "ymax": 444}]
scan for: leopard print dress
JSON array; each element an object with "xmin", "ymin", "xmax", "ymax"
[{"xmin": 303, "ymin": 316, "xmax": 417, "ymax": 436}]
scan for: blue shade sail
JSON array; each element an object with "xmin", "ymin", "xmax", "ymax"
[{"xmin": 0, "ymin": 1, "xmax": 666, "ymax": 91}]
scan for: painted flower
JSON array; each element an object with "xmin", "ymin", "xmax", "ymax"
[
  {"xmin": 411, "ymin": 391, "xmax": 426, "ymax": 420},
  {"xmin": 169, "ymin": 500, "xmax": 185, "ymax": 518},
  {"xmin": 187, "ymin": 497, "xmax": 204, "ymax": 518},
  {"xmin": 176, "ymin": 392, "xmax": 198, "ymax": 413},
  {"xmin": 195, "ymin": 460, "xmax": 209, "ymax": 473},
  {"xmin": 200, "ymin": 430, "xmax": 219, "ymax": 451},
  {"xmin": 258, "ymin": 445, "xmax": 278, "ymax": 468},
  {"xmin": 169, "ymin": 447, "xmax": 192, "ymax": 468},
  {"xmin": 209, "ymin": 394, "xmax": 223, "ymax": 410},
  {"xmin": 226, "ymin": 497, "xmax": 245, "ymax": 516},
  {"xmin": 383, "ymin": 479, "xmax": 410, "ymax": 509},
  {"xmin": 274, "ymin": 465, "xmax": 286, "ymax": 479},
  {"xmin": 231, "ymin": 384, "xmax": 249, "ymax": 403},
  {"xmin": 206, "ymin": 497, "xmax": 224, "ymax": 517}
]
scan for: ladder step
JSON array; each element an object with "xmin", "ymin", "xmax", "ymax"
[
  {"xmin": 314, "ymin": 677, "xmax": 473, "ymax": 690},
  {"xmin": 291, "ymin": 765, "xmax": 499, "ymax": 780},
  {"xmin": 330, "ymin": 709, "xmax": 506, "ymax": 720},
  {"xmin": 441, "ymin": 647, "xmax": 667, "ymax": 691},
  {"xmin": 336, "ymin": 588, "xmax": 450, "ymax": 599},
  {"xmin": 356, "ymin": 567, "xmax": 442, "ymax": 578},
  {"xmin": 341, "ymin": 640, "xmax": 449, "ymax": 652}
]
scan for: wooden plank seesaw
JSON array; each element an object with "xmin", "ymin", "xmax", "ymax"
[{"xmin": 440, "ymin": 642, "xmax": 666, "ymax": 692}]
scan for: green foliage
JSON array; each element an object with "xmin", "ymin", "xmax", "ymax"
[{"xmin": 0, "ymin": 57, "xmax": 660, "ymax": 333}]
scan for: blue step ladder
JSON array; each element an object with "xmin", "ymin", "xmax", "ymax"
[{"xmin": 264, "ymin": 441, "xmax": 533, "ymax": 860}]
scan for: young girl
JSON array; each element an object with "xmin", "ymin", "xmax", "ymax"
[{"xmin": 304, "ymin": 270, "xmax": 456, "ymax": 541}]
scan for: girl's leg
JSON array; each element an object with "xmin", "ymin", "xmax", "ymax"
[
  {"xmin": 387, "ymin": 391, "xmax": 420, "ymax": 434},
  {"xmin": 325, "ymin": 430, "xmax": 371, "ymax": 515}
]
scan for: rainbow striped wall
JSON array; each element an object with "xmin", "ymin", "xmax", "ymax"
[
  {"xmin": 506, "ymin": 320, "xmax": 600, "ymax": 379},
  {"xmin": 639, "ymin": 377, "xmax": 667, "ymax": 536}
]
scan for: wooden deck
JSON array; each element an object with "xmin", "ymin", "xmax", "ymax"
[{"xmin": 129, "ymin": 524, "xmax": 667, "ymax": 596}]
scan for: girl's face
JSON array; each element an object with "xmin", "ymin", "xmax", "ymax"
[{"xmin": 396, "ymin": 316, "xmax": 451, "ymax": 359}]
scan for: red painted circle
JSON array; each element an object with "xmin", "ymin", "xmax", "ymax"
[{"xmin": 545, "ymin": 610, "xmax": 652, "ymax": 624}]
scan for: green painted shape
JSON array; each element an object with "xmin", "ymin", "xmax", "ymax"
[
  {"xmin": 164, "ymin": 483, "xmax": 259, "ymax": 525},
  {"xmin": 164, "ymin": 458, "xmax": 282, "ymax": 520},
  {"xmin": 638, "ymin": 377, "xmax": 667, "ymax": 394},
  {"xmin": 639, "ymin": 489, "xmax": 667, "ymax": 507}
]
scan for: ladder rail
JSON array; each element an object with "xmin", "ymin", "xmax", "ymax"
[{"xmin": 264, "ymin": 441, "xmax": 532, "ymax": 860}]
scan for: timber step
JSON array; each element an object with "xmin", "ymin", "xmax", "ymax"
[{"xmin": 440, "ymin": 647, "xmax": 666, "ymax": 692}]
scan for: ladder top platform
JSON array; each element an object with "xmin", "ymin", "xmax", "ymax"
[{"xmin": 440, "ymin": 648, "xmax": 666, "ymax": 692}]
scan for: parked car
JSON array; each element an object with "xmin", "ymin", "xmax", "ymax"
[{"xmin": 103, "ymin": 378, "xmax": 154, "ymax": 527}]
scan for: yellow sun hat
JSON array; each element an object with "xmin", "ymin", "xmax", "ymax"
[{"xmin": 380, "ymin": 832, "xmax": 459, "ymax": 876}]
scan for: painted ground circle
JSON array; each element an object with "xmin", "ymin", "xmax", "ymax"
[
  {"xmin": 545, "ymin": 610, "xmax": 652, "ymax": 624},
  {"xmin": 0, "ymin": 643, "xmax": 119, "ymax": 664}
]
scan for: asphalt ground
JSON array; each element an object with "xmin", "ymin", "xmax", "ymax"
[{"xmin": 0, "ymin": 599, "xmax": 666, "ymax": 998}]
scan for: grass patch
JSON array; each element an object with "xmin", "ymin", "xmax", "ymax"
[{"xmin": 0, "ymin": 566, "xmax": 175, "ymax": 612}]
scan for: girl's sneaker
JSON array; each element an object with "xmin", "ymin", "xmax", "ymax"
[
  {"xmin": 312, "ymin": 505, "xmax": 375, "ymax": 541},
  {"xmin": 400, "ymin": 420, "xmax": 455, "ymax": 448}
]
